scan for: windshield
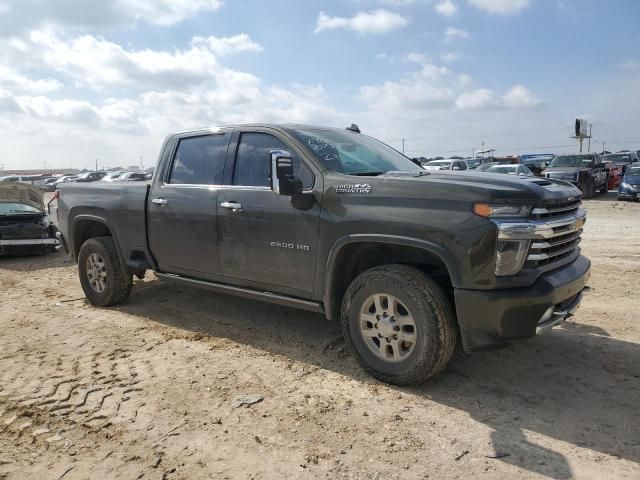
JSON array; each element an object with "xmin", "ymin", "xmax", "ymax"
[
  {"xmin": 487, "ymin": 166, "xmax": 516, "ymax": 174},
  {"xmin": 477, "ymin": 163, "xmax": 497, "ymax": 171},
  {"xmin": 627, "ymin": 166, "xmax": 640, "ymax": 176},
  {"xmin": 466, "ymin": 159, "xmax": 481, "ymax": 168},
  {"xmin": 0, "ymin": 202, "xmax": 42, "ymax": 215},
  {"xmin": 605, "ymin": 154, "xmax": 632, "ymax": 163},
  {"xmin": 425, "ymin": 161, "xmax": 451, "ymax": 167},
  {"xmin": 549, "ymin": 155, "xmax": 594, "ymax": 168},
  {"xmin": 288, "ymin": 128, "xmax": 420, "ymax": 175}
]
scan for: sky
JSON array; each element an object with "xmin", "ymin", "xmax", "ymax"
[{"xmin": 1, "ymin": 0, "xmax": 639, "ymax": 170}]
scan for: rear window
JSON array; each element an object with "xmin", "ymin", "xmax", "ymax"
[{"xmin": 168, "ymin": 134, "xmax": 229, "ymax": 185}]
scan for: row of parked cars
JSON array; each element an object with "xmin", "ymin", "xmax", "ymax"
[
  {"xmin": 418, "ymin": 150, "xmax": 640, "ymax": 200},
  {"xmin": 0, "ymin": 170, "xmax": 152, "ymax": 191}
]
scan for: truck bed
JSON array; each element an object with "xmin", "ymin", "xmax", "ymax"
[{"xmin": 57, "ymin": 181, "xmax": 150, "ymax": 265}]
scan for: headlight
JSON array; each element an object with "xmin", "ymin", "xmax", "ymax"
[
  {"xmin": 473, "ymin": 203, "xmax": 531, "ymax": 218},
  {"xmin": 495, "ymin": 239, "xmax": 530, "ymax": 276},
  {"xmin": 621, "ymin": 182, "xmax": 631, "ymax": 189}
]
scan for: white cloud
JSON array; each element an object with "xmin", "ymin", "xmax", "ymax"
[
  {"xmin": 17, "ymin": 31, "xmax": 261, "ymax": 92},
  {"xmin": 0, "ymin": 0, "xmax": 224, "ymax": 35},
  {"xmin": 445, "ymin": 27, "xmax": 469, "ymax": 42},
  {"xmin": 502, "ymin": 84, "xmax": 541, "ymax": 108},
  {"xmin": 440, "ymin": 51, "xmax": 462, "ymax": 63},
  {"xmin": 315, "ymin": 9, "xmax": 410, "ymax": 34},
  {"xmin": 468, "ymin": 0, "xmax": 530, "ymax": 15},
  {"xmin": 0, "ymin": 65, "xmax": 63, "ymax": 93},
  {"xmin": 435, "ymin": 0, "xmax": 458, "ymax": 16},
  {"xmin": 455, "ymin": 84, "xmax": 540, "ymax": 110}
]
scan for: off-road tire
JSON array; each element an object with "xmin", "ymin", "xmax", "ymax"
[
  {"xmin": 582, "ymin": 177, "xmax": 595, "ymax": 199},
  {"xmin": 78, "ymin": 236, "xmax": 132, "ymax": 307},
  {"xmin": 341, "ymin": 264, "xmax": 457, "ymax": 385}
]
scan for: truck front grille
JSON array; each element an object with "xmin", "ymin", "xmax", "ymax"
[
  {"xmin": 524, "ymin": 229, "xmax": 582, "ymax": 268},
  {"xmin": 530, "ymin": 198, "xmax": 582, "ymax": 219}
]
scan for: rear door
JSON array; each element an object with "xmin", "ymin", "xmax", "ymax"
[
  {"xmin": 147, "ymin": 132, "xmax": 231, "ymax": 278},
  {"xmin": 217, "ymin": 129, "xmax": 321, "ymax": 295}
]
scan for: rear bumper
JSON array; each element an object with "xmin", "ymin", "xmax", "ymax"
[{"xmin": 454, "ymin": 255, "xmax": 591, "ymax": 352}]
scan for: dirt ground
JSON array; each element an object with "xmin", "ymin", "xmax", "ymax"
[{"xmin": 1, "ymin": 193, "xmax": 639, "ymax": 480}]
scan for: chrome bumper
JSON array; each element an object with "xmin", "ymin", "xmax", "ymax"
[{"xmin": 536, "ymin": 289, "xmax": 584, "ymax": 335}]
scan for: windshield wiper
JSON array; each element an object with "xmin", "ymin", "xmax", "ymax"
[{"xmin": 350, "ymin": 171, "xmax": 385, "ymax": 176}]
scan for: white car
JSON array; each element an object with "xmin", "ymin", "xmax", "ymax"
[
  {"xmin": 485, "ymin": 164, "xmax": 533, "ymax": 176},
  {"xmin": 422, "ymin": 159, "xmax": 469, "ymax": 171}
]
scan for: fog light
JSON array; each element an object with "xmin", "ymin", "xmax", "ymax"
[{"xmin": 495, "ymin": 240, "xmax": 530, "ymax": 276}]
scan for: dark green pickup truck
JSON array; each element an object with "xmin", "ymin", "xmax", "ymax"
[{"xmin": 57, "ymin": 124, "xmax": 590, "ymax": 385}]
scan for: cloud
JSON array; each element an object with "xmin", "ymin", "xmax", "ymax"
[
  {"xmin": 0, "ymin": 65, "xmax": 63, "ymax": 94},
  {"xmin": 315, "ymin": 9, "xmax": 410, "ymax": 34},
  {"xmin": 468, "ymin": 0, "xmax": 530, "ymax": 15},
  {"xmin": 15, "ymin": 31, "xmax": 262, "ymax": 92},
  {"xmin": 455, "ymin": 84, "xmax": 541, "ymax": 110},
  {"xmin": 440, "ymin": 51, "xmax": 462, "ymax": 63},
  {"xmin": 0, "ymin": 0, "xmax": 224, "ymax": 35},
  {"xmin": 435, "ymin": 0, "xmax": 458, "ymax": 16},
  {"xmin": 444, "ymin": 27, "xmax": 469, "ymax": 42}
]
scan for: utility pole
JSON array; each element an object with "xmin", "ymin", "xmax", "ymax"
[
  {"xmin": 95, "ymin": 159, "xmax": 98, "ymax": 171},
  {"xmin": 402, "ymin": 138, "xmax": 405, "ymax": 155},
  {"xmin": 602, "ymin": 140, "xmax": 605, "ymax": 154},
  {"xmin": 587, "ymin": 125, "xmax": 592, "ymax": 152}
]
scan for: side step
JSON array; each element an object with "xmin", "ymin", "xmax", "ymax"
[{"xmin": 154, "ymin": 272, "xmax": 324, "ymax": 314}]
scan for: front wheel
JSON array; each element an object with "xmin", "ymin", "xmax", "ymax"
[
  {"xmin": 582, "ymin": 178, "xmax": 595, "ymax": 199},
  {"xmin": 341, "ymin": 265, "xmax": 457, "ymax": 386},
  {"xmin": 78, "ymin": 236, "xmax": 132, "ymax": 306}
]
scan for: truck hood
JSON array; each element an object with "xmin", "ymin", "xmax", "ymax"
[
  {"xmin": 373, "ymin": 170, "xmax": 582, "ymax": 204},
  {"xmin": 0, "ymin": 183, "xmax": 45, "ymax": 211}
]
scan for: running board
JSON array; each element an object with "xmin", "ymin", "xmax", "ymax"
[{"xmin": 154, "ymin": 272, "xmax": 324, "ymax": 314}]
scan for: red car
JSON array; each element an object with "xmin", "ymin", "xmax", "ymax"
[{"xmin": 603, "ymin": 161, "xmax": 622, "ymax": 190}]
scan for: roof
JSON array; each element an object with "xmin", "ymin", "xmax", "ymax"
[{"xmin": 170, "ymin": 123, "xmax": 356, "ymax": 136}]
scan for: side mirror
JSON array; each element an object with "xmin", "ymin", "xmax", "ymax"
[
  {"xmin": 544, "ymin": 161, "xmax": 550, "ymax": 167},
  {"xmin": 271, "ymin": 151, "xmax": 302, "ymax": 196}
]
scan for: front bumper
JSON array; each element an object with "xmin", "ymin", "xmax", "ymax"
[{"xmin": 454, "ymin": 255, "xmax": 591, "ymax": 352}]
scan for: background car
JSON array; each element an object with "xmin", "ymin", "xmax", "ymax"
[
  {"xmin": 604, "ymin": 152, "xmax": 639, "ymax": 174},
  {"xmin": 544, "ymin": 154, "xmax": 608, "ymax": 198},
  {"xmin": 618, "ymin": 163, "xmax": 640, "ymax": 201},
  {"xmin": 52, "ymin": 175, "xmax": 78, "ymax": 189},
  {"xmin": 485, "ymin": 164, "xmax": 533, "ymax": 176},
  {"xmin": 464, "ymin": 158, "xmax": 482, "ymax": 169},
  {"xmin": 101, "ymin": 171, "xmax": 128, "ymax": 182},
  {"xmin": 476, "ymin": 162, "xmax": 499, "ymax": 171},
  {"xmin": 522, "ymin": 155, "xmax": 555, "ymax": 176},
  {"xmin": 602, "ymin": 161, "xmax": 622, "ymax": 190},
  {"xmin": 118, "ymin": 171, "xmax": 148, "ymax": 181},
  {"xmin": 422, "ymin": 159, "xmax": 468, "ymax": 171},
  {"xmin": 74, "ymin": 171, "xmax": 107, "ymax": 183}
]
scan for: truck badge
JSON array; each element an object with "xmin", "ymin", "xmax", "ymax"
[{"xmin": 335, "ymin": 183, "xmax": 372, "ymax": 194}]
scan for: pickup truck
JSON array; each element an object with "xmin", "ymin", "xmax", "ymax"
[
  {"xmin": 57, "ymin": 124, "xmax": 591, "ymax": 385},
  {"xmin": 544, "ymin": 153, "xmax": 608, "ymax": 198}
]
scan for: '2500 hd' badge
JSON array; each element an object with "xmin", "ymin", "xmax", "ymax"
[{"xmin": 335, "ymin": 183, "xmax": 372, "ymax": 194}]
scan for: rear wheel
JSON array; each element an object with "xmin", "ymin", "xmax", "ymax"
[
  {"xmin": 341, "ymin": 265, "xmax": 457, "ymax": 385},
  {"xmin": 78, "ymin": 236, "xmax": 132, "ymax": 306}
]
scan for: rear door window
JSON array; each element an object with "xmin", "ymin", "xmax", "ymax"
[{"xmin": 168, "ymin": 134, "xmax": 229, "ymax": 185}]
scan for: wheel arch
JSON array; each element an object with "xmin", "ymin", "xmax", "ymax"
[{"xmin": 323, "ymin": 234, "xmax": 461, "ymax": 321}]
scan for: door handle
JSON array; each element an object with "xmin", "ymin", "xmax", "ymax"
[
  {"xmin": 220, "ymin": 201, "xmax": 242, "ymax": 212},
  {"xmin": 152, "ymin": 198, "xmax": 168, "ymax": 206}
]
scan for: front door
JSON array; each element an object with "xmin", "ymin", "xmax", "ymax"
[
  {"xmin": 148, "ymin": 132, "xmax": 230, "ymax": 277},
  {"xmin": 217, "ymin": 131, "xmax": 321, "ymax": 294}
]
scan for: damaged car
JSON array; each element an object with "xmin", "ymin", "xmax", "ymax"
[{"xmin": 0, "ymin": 183, "xmax": 59, "ymax": 256}]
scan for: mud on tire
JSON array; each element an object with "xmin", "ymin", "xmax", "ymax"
[
  {"xmin": 78, "ymin": 236, "xmax": 132, "ymax": 306},
  {"xmin": 341, "ymin": 264, "xmax": 457, "ymax": 386}
]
